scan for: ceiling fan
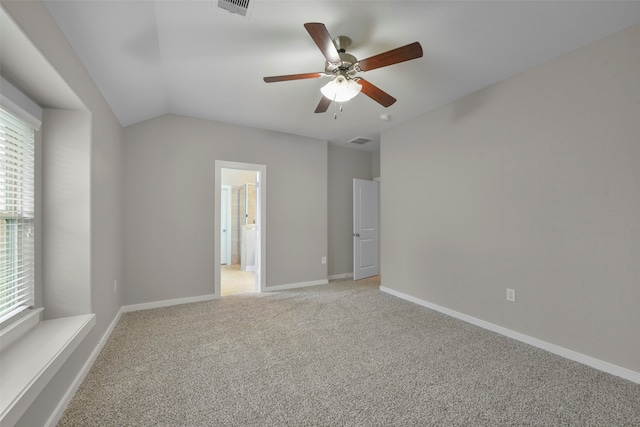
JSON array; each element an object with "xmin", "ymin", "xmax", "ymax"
[{"xmin": 263, "ymin": 23, "xmax": 423, "ymax": 114}]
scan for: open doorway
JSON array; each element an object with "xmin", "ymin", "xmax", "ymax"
[
  {"xmin": 215, "ymin": 161, "xmax": 266, "ymax": 297},
  {"xmin": 222, "ymin": 172, "xmax": 256, "ymax": 295}
]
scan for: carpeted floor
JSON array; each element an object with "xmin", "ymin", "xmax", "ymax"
[
  {"xmin": 221, "ymin": 264, "xmax": 255, "ymax": 296},
  {"xmin": 58, "ymin": 277, "xmax": 640, "ymax": 426}
]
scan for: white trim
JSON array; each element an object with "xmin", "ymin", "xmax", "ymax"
[
  {"xmin": 0, "ymin": 314, "xmax": 95, "ymax": 427},
  {"xmin": 122, "ymin": 294, "xmax": 217, "ymax": 313},
  {"xmin": 265, "ymin": 279, "xmax": 328, "ymax": 292},
  {"xmin": 44, "ymin": 307, "xmax": 124, "ymax": 427},
  {"xmin": 0, "ymin": 76, "xmax": 42, "ymax": 130},
  {"xmin": 0, "ymin": 307, "xmax": 43, "ymax": 351},
  {"xmin": 220, "ymin": 185, "xmax": 232, "ymax": 265},
  {"xmin": 328, "ymin": 273, "xmax": 353, "ymax": 280},
  {"xmin": 380, "ymin": 286, "xmax": 640, "ymax": 385}
]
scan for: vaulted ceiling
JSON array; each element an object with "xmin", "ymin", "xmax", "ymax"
[{"xmin": 43, "ymin": 1, "xmax": 640, "ymax": 151}]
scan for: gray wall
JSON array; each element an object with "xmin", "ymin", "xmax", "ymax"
[
  {"xmin": 41, "ymin": 109, "xmax": 92, "ymax": 319},
  {"xmin": 327, "ymin": 145, "xmax": 373, "ymax": 277},
  {"xmin": 3, "ymin": 2, "xmax": 125, "ymax": 426},
  {"xmin": 123, "ymin": 114, "xmax": 328, "ymax": 304},
  {"xmin": 372, "ymin": 150, "xmax": 380, "ymax": 178},
  {"xmin": 381, "ymin": 23, "xmax": 640, "ymax": 373}
]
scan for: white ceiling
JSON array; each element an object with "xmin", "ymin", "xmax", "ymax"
[{"xmin": 43, "ymin": 1, "xmax": 640, "ymax": 151}]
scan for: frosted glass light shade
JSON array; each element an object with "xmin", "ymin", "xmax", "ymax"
[{"xmin": 321, "ymin": 76, "xmax": 362, "ymax": 102}]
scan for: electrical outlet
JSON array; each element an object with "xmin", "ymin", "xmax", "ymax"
[
  {"xmin": 506, "ymin": 288, "xmax": 516, "ymax": 302},
  {"xmin": 114, "ymin": 280, "xmax": 117, "ymax": 293},
  {"xmin": 321, "ymin": 257, "xmax": 327, "ymax": 265}
]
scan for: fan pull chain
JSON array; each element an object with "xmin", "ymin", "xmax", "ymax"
[{"xmin": 333, "ymin": 99, "xmax": 345, "ymax": 120}]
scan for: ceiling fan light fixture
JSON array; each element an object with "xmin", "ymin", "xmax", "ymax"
[{"xmin": 320, "ymin": 75, "xmax": 361, "ymax": 103}]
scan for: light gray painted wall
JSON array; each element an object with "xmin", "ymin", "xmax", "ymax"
[
  {"xmin": 3, "ymin": 2, "xmax": 125, "ymax": 426},
  {"xmin": 381, "ymin": 23, "xmax": 640, "ymax": 373},
  {"xmin": 41, "ymin": 109, "xmax": 91, "ymax": 318},
  {"xmin": 327, "ymin": 145, "xmax": 372, "ymax": 277},
  {"xmin": 123, "ymin": 114, "xmax": 328, "ymax": 304},
  {"xmin": 372, "ymin": 150, "xmax": 380, "ymax": 178}
]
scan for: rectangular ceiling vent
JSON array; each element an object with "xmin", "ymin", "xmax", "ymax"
[
  {"xmin": 349, "ymin": 136, "xmax": 372, "ymax": 145},
  {"xmin": 217, "ymin": 0, "xmax": 252, "ymax": 17}
]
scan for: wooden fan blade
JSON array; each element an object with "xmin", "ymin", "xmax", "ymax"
[
  {"xmin": 357, "ymin": 42, "xmax": 423, "ymax": 72},
  {"xmin": 304, "ymin": 23, "xmax": 341, "ymax": 64},
  {"xmin": 355, "ymin": 78, "xmax": 396, "ymax": 107},
  {"xmin": 263, "ymin": 73, "xmax": 323, "ymax": 83},
  {"xmin": 315, "ymin": 96, "xmax": 331, "ymax": 113}
]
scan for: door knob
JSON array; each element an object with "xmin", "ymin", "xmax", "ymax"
[{"xmin": 353, "ymin": 233, "xmax": 360, "ymax": 237}]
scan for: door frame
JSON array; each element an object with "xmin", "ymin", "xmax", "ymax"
[
  {"xmin": 215, "ymin": 160, "xmax": 266, "ymax": 297},
  {"xmin": 220, "ymin": 185, "xmax": 231, "ymax": 265}
]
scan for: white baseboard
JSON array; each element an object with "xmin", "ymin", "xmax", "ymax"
[
  {"xmin": 45, "ymin": 307, "xmax": 124, "ymax": 427},
  {"xmin": 122, "ymin": 294, "xmax": 217, "ymax": 313},
  {"xmin": 266, "ymin": 279, "xmax": 328, "ymax": 292},
  {"xmin": 328, "ymin": 273, "xmax": 353, "ymax": 280},
  {"xmin": 380, "ymin": 286, "xmax": 640, "ymax": 385}
]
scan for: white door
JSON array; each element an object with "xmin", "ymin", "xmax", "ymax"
[
  {"xmin": 353, "ymin": 179, "xmax": 379, "ymax": 280},
  {"xmin": 221, "ymin": 185, "xmax": 231, "ymax": 265}
]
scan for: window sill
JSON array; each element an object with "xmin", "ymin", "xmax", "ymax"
[
  {"xmin": 0, "ymin": 308, "xmax": 43, "ymax": 351},
  {"xmin": 0, "ymin": 313, "xmax": 95, "ymax": 426}
]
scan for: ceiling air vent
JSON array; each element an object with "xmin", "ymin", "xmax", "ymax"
[
  {"xmin": 217, "ymin": 0, "xmax": 252, "ymax": 17},
  {"xmin": 349, "ymin": 136, "xmax": 372, "ymax": 145}
]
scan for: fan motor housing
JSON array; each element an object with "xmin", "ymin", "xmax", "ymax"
[
  {"xmin": 325, "ymin": 35, "xmax": 358, "ymax": 76},
  {"xmin": 325, "ymin": 52, "xmax": 358, "ymax": 75}
]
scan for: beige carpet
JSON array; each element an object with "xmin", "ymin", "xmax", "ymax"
[{"xmin": 58, "ymin": 277, "xmax": 640, "ymax": 426}]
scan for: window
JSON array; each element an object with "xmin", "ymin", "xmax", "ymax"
[{"xmin": 0, "ymin": 107, "xmax": 35, "ymax": 324}]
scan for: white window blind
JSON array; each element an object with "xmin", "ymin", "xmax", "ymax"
[{"xmin": 0, "ymin": 107, "xmax": 35, "ymax": 323}]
